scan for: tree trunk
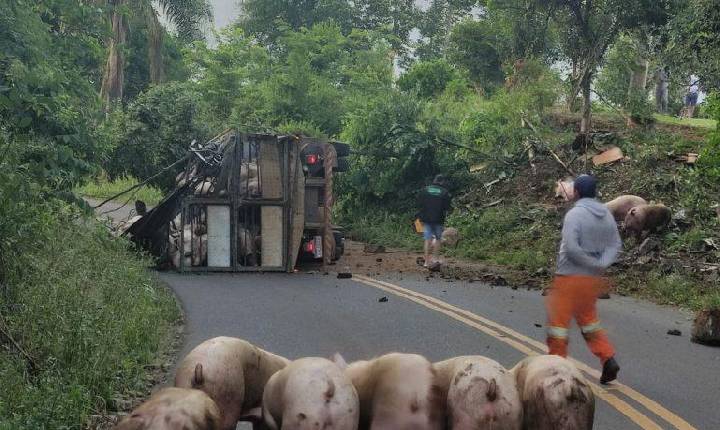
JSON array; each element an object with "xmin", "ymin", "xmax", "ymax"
[
  {"xmin": 100, "ymin": 1, "xmax": 128, "ymax": 110},
  {"xmin": 655, "ymin": 68, "xmax": 669, "ymax": 113},
  {"xmin": 580, "ymin": 73, "xmax": 592, "ymax": 134},
  {"xmin": 628, "ymin": 58, "xmax": 649, "ymax": 95},
  {"xmin": 148, "ymin": 10, "xmax": 165, "ymax": 84}
]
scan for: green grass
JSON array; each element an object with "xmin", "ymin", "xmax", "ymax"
[
  {"xmin": 77, "ymin": 175, "xmax": 165, "ymax": 206},
  {"xmin": 616, "ymin": 271, "xmax": 720, "ymax": 311},
  {"xmin": 0, "ymin": 211, "xmax": 180, "ymax": 428},
  {"xmin": 346, "ymin": 212, "xmax": 423, "ymax": 251},
  {"xmin": 654, "ymin": 113, "xmax": 717, "ymax": 129},
  {"xmin": 445, "ymin": 207, "xmax": 558, "ymax": 272}
]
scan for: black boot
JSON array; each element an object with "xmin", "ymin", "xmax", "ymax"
[{"xmin": 600, "ymin": 357, "xmax": 620, "ymax": 384}]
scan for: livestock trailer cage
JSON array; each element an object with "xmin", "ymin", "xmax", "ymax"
[{"xmin": 127, "ymin": 130, "xmax": 346, "ymax": 272}]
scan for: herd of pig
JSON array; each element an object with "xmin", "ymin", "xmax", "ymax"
[
  {"xmin": 115, "ymin": 337, "xmax": 595, "ymax": 430},
  {"xmin": 555, "ymin": 179, "xmax": 672, "ymax": 239}
]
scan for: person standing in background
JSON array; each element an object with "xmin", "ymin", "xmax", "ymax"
[{"xmin": 417, "ymin": 175, "xmax": 451, "ymax": 268}]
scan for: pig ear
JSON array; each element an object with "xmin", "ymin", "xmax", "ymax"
[{"xmin": 330, "ymin": 352, "xmax": 348, "ymax": 370}]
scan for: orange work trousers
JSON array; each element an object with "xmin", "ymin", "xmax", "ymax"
[{"xmin": 545, "ymin": 275, "xmax": 615, "ymax": 364}]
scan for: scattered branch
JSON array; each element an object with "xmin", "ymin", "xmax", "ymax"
[
  {"xmin": 522, "ymin": 116, "xmax": 576, "ymax": 176},
  {"xmin": 92, "ymin": 155, "xmax": 188, "ymax": 209}
]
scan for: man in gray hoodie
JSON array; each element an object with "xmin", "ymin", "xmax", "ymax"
[{"xmin": 546, "ymin": 175, "xmax": 622, "ymax": 384}]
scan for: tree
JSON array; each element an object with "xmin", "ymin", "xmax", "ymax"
[
  {"xmin": 398, "ymin": 59, "xmax": 460, "ymax": 98},
  {"xmin": 664, "ymin": 0, "xmax": 720, "ymax": 91},
  {"xmin": 446, "ymin": 19, "xmax": 504, "ymax": 93},
  {"xmin": 414, "ymin": 0, "xmax": 478, "ymax": 60},
  {"xmin": 0, "ymin": 0, "xmax": 107, "ymax": 189},
  {"xmin": 534, "ymin": 0, "xmax": 673, "ymax": 135},
  {"xmin": 104, "ymin": 82, "xmax": 207, "ymax": 189},
  {"xmin": 238, "ymin": 0, "xmax": 354, "ymax": 45},
  {"xmin": 100, "ymin": 0, "xmax": 212, "ymax": 108}
]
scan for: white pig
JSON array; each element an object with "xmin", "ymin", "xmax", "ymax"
[
  {"xmin": 113, "ymin": 387, "xmax": 221, "ymax": 430},
  {"xmin": 434, "ymin": 356, "xmax": 522, "ymax": 430},
  {"xmin": 262, "ymin": 357, "xmax": 359, "ymax": 430},
  {"xmin": 175, "ymin": 337, "xmax": 290, "ymax": 430},
  {"xmin": 511, "ymin": 355, "xmax": 594, "ymax": 430},
  {"xmin": 344, "ymin": 353, "xmax": 444, "ymax": 430}
]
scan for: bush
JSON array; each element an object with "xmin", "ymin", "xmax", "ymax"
[
  {"xmin": 0, "ymin": 164, "xmax": 179, "ymax": 427},
  {"xmin": 0, "ymin": 213, "xmax": 179, "ymax": 428},
  {"xmin": 102, "ymin": 82, "xmax": 208, "ymax": 191}
]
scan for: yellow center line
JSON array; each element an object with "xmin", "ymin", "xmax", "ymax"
[{"xmin": 354, "ymin": 274, "xmax": 696, "ymax": 430}]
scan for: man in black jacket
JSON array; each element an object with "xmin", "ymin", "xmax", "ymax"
[{"xmin": 418, "ymin": 175, "xmax": 451, "ymax": 268}]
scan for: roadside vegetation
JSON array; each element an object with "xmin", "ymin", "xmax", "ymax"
[
  {"xmin": 78, "ymin": 175, "xmax": 165, "ymax": 207},
  {"xmin": 3, "ymin": 0, "xmax": 720, "ymax": 425}
]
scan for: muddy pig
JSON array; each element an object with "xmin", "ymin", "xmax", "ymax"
[
  {"xmin": 623, "ymin": 204, "xmax": 672, "ymax": 240},
  {"xmin": 175, "ymin": 337, "xmax": 290, "ymax": 430},
  {"xmin": 554, "ymin": 179, "xmax": 575, "ymax": 202},
  {"xmin": 263, "ymin": 357, "xmax": 359, "ymax": 430},
  {"xmin": 434, "ymin": 356, "xmax": 522, "ymax": 430},
  {"xmin": 605, "ymin": 195, "xmax": 647, "ymax": 222},
  {"xmin": 511, "ymin": 355, "xmax": 594, "ymax": 430},
  {"xmin": 441, "ymin": 227, "xmax": 460, "ymax": 248},
  {"xmin": 344, "ymin": 353, "xmax": 444, "ymax": 430},
  {"xmin": 113, "ymin": 387, "xmax": 221, "ymax": 430}
]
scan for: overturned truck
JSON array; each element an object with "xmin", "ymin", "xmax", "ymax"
[{"xmin": 126, "ymin": 130, "xmax": 348, "ymax": 272}]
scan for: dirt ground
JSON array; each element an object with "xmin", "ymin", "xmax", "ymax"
[{"xmin": 335, "ymin": 240, "xmax": 546, "ymax": 289}]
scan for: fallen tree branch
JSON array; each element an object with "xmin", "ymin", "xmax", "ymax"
[
  {"xmin": 92, "ymin": 155, "xmax": 188, "ymax": 210},
  {"xmin": 522, "ymin": 116, "xmax": 576, "ymax": 176}
]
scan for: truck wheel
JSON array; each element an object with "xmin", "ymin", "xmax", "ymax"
[
  {"xmin": 333, "ymin": 158, "xmax": 350, "ymax": 173},
  {"xmin": 332, "ymin": 142, "xmax": 351, "ymax": 157},
  {"xmin": 333, "ymin": 231, "xmax": 345, "ymax": 260}
]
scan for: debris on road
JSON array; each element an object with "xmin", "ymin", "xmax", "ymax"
[
  {"xmin": 378, "ymin": 296, "xmax": 388, "ymax": 303},
  {"xmin": 592, "ymin": 146, "xmax": 625, "ymax": 166},
  {"xmin": 337, "ymin": 266, "xmax": 352, "ymax": 279},
  {"xmin": 692, "ymin": 309, "xmax": 720, "ymax": 346},
  {"xmin": 364, "ymin": 244, "xmax": 386, "ymax": 253},
  {"xmin": 667, "ymin": 329, "xmax": 682, "ymax": 336}
]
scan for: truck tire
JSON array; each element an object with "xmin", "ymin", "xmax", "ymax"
[
  {"xmin": 332, "ymin": 142, "xmax": 351, "ymax": 157},
  {"xmin": 333, "ymin": 158, "xmax": 350, "ymax": 173},
  {"xmin": 333, "ymin": 231, "xmax": 345, "ymax": 261}
]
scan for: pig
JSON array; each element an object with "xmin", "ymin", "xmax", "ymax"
[
  {"xmin": 605, "ymin": 195, "xmax": 647, "ymax": 222},
  {"xmin": 511, "ymin": 355, "xmax": 594, "ymax": 430},
  {"xmin": 344, "ymin": 353, "xmax": 444, "ymax": 430},
  {"xmin": 175, "ymin": 337, "xmax": 290, "ymax": 430},
  {"xmin": 441, "ymin": 227, "xmax": 460, "ymax": 248},
  {"xmin": 554, "ymin": 179, "xmax": 575, "ymax": 202},
  {"xmin": 623, "ymin": 204, "xmax": 672, "ymax": 240},
  {"xmin": 262, "ymin": 357, "xmax": 359, "ymax": 430},
  {"xmin": 113, "ymin": 387, "xmax": 221, "ymax": 430},
  {"xmin": 195, "ymin": 179, "xmax": 214, "ymax": 196},
  {"xmin": 238, "ymin": 226, "xmax": 258, "ymax": 266},
  {"xmin": 191, "ymin": 234, "xmax": 208, "ymax": 267},
  {"xmin": 434, "ymin": 356, "xmax": 522, "ymax": 430}
]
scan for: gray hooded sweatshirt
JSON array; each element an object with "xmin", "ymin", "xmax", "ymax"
[{"xmin": 556, "ymin": 198, "xmax": 622, "ymax": 276}]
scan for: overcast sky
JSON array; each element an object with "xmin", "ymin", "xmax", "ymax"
[{"xmin": 209, "ymin": 0, "xmax": 433, "ymax": 29}]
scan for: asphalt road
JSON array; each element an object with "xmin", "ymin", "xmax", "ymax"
[{"xmin": 159, "ymin": 269, "xmax": 719, "ymax": 430}]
